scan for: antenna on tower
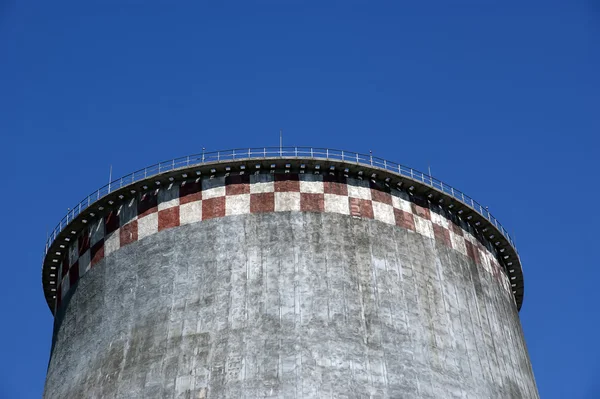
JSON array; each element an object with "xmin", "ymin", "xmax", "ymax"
[{"xmin": 108, "ymin": 165, "xmax": 113, "ymax": 193}]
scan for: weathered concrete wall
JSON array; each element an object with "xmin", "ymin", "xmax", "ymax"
[{"xmin": 44, "ymin": 211, "xmax": 538, "ymax": 398}]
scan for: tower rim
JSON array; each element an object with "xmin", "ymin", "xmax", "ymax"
[{"xmin": 41, "ymin": 147, "xmax": 524, "ymax": 313}]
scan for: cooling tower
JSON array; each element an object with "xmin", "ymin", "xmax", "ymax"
[{"xmin": 41, "ymin": 147, "xmax": 538, "ymax": 398}]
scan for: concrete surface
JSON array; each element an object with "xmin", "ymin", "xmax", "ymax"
[{"xmin": 44, "ymin": 212, "xmax": 538, "ymax": 398}]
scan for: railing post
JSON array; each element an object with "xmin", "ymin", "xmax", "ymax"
[
  {"xmin": 311, "ymin": 148, "xmax": 314, "ymax": 158},
  {"xmin": 295, "ymin": 147, "xmax": 298, "ymax": 157},
  {"xmin": 326, "ymin": 149, "xmax": 329, "ymax": 159},
  {"xmin": 187, "ymin": 156, "xmax": 190, "ymax": 166}
]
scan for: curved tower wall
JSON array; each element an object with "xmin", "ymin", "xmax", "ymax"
[{"xmin": 43, "ymin": 163, "xmax": 538, "ymax": 398}]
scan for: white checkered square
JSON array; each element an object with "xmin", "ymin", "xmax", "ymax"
[
  {"xmin": 299, "ymin": 174, "xmax": 324, "ymax": 194},
  {"xmin": 138, "ymin": 212, "xmax": 158, "ymax": 240},
  {"xmin": 414, "ymin": 215, "xmax": 434, "ymax": 238},
  {"xmin": 68, "ymin": 241, "xmax": 79, "ymax": 266},
  {"xmin": 450, "ymin": 230, "xmax": 467, "ymax": 256},
  {"xmin": 464, "ymin": 232, "xmax": 477, "ymax": 245},
  {"xmin": 392, "ymin": 195, "xmax": 412, "ymax": 213},
  {"xmin": 372, "ymin": 201, "xmax": 395, "ymax": 225},
  {"xmin": 480, "ymin": 251, "xmax": 492, "ymax": 274},
  {"xmin": 275, "ymin": 192, "xmax": 301, "ymax": 212},
  {"xmin": 104, "ymin": 231, "xmax": 120, "ymax": 256},
  {"xmin": 226, "ymin": 194, "xmax": 250, "ymax": 216},
  {"xmin": 158, "ymin": 184, "xmax": 180, "ymax": 210},
  {"xmin": 501, "ymin": 274, "xmax": 511, "ymax": 293},
  {"xmin": 202, "ymin": 176, "xmax": 226, "ymax": 199},
  {"xmin": 250, "ymin": 174, "xmax": 274, "ymax": 193},
  {"xmin": 324, "ymin": 194, "xmax": 350, "ymax": 215},
  {"xmin": 430, "ymin": 211, "xmax": 449, "ymax": 228},
  {"xmin": 79, "ymin": 250, "xmax": 91, "ymax": 276},
  {"xmin": 347, "ymin": 179, "xmax": 372, "ymax": 200},
  {"xmin": 487, "ymin": 252, "xmax": 500, "ymax": 274},
  {"xmin": 180, "ymin": 201, "xmax": 202, "ymax": 225}
]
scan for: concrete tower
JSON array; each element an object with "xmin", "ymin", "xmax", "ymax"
[{"xmin": 42, "ymin": 147, "xmax": 538, "ymax": 398}]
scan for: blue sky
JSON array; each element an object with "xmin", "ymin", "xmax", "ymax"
[{"xmin": 1, "ymin": 1, "xmax": 598, "ymax": 398}]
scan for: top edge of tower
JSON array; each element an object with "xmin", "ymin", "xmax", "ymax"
[{"xmin": 40, "ymin": 147, "xmax": 525, "ymax": 314}]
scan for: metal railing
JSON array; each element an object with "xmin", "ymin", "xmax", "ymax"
[{"xmin": 43, "ymin": 147, "xmax": 517, "ymax": 256}]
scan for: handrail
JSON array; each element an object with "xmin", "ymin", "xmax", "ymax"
[{"xmin": 43, "ymin": 147, "xmax": 517, "ymax": 257}]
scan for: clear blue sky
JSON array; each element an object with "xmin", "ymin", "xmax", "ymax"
[{"xmin": 1, "ymin": 1, "xmax": 598, "ymax": 398}]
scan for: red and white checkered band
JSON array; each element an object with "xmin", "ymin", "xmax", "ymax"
[{"xmin": 55, "ymin": 173, "xmax": 511, "ymax": 310}]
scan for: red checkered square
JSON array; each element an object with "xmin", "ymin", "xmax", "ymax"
[
  {"xmin": 203, "ymin": 197, "xmax": 226, "ymax": 219},
  {"xmin": 179, "ymin": 181, "xmax": 202, "ymax": 204},
  {"xmin": 323, "ymin": 175, "xmax": 348, "ymax": 196},
  {"xmin": 120, "ymin": 220, "xmax": 138, "ymax": 246},
  {"xmin": 371, "ymin": 189, "xmax": 393, "ymax": 206},
  {"xmin": 394, "ymin": 208, "xmax": 415, "ymax": 231},
  {"xmin": 226, "ymin": 175, "xmax": 250, "ymax": 195},
  {"xmin": 465, "ymin": 240, "xmax": 477, "ymax": 262},
  {"xmin": 349, "ymin": 198, "xmax": 374, "ymax": 219},
  {"xmin": 300, "ymin": 193, "xmax": 325, "ymax": 212},
  {"xmin": 275, "ymin": 174, "xmax": 300, "ymax": 192},
  {"xmin": 412, "ymin": 203, "xmax": 431, "ymax": 220},
  {"xmin": 139, "ymin": 191, "xmax": 159, "ymax": 217},
  {"xmin": 158, "ymin": 207, "xmax": 180, "ymax": 231},
  {"xmin": 450, "ymin": 221, "xmax": 463, "ymax": 236},
  {"xmin": 105, "ymin": 210, "xmax": 120, "ymax": 235},
  {"xmin": 69, "ymin": 262, "xmax": 79, "ymax": 287},
  {"xmin": 250, "ymin": 193, "xmax": 275, "ymax": 213},
  {"xmin": 90, "ymin": 240, "xmax": 104, "ymax": 267},
  {"xmin": 433, "ymin": 224, "xmax": 451, "ymax": 247}
]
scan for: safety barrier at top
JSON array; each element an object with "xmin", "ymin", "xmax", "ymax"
[{"xmin": 43, "ymin": 147, "xmax": 518, "ymax": 257}]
